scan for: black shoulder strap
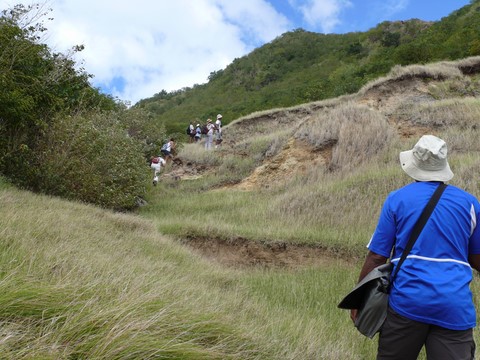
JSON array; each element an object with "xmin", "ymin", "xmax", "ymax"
[{"xmin": 390, "ymin": 183, "xmax": 447, "ymax": 285}]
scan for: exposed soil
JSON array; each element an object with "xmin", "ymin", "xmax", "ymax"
[
  {"xmin": 181, "ymin": 236, "xmax": 357, "ymax": 269},
  {"xmin": 234, "ymin": 138, "xmax": 328, "ymax": 190}
]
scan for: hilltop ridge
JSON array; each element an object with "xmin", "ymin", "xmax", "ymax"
[{"xmin": 137, "ymin": 0, "xmax": 480, "ymax": 133}]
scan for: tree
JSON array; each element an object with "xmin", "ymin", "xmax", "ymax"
[
  {"xmin": 381, "ymin": 32, "xmax": 401, "ymax": 47},
  {"xmin": 0, "ymin": 4, "xmax": 115, "ymax": 167},
  {"xmin": 0, "ymin": 3, "xmax": 149, "ymax": 210}
]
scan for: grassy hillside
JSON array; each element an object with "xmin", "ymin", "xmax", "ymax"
[
  {"xmin": 145, "ymin": 56, "xmax": 480, "ymax": 249},
  {"xmin": 2, "ymin": 55, "xmax": 480, "ymax": 359},
  {"xmin": 0, "ymin": 177, "xmax": 375, "ymax": 359},
  {"xmin": 136, "ymin": 0, "xmax": 480, "ymax": 134}
]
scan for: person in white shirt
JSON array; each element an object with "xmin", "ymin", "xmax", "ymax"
[
  {"xmin": 204, "ymin": 119, "xmax": 214, "ymax": 150},
  {"xmin": 150, "ymin": 155, "xmax": 166, "ymax": 186},
  {"xmin": 188, "ymin": 122, "xmax": 195, "ymax": 143},
  {"xmin": 215, "ymin": 114, "xmax": 222, "ymax": 148},
  {"xmin": 161, "ymin": 138, "xmax": 176, "ymax": 162}
]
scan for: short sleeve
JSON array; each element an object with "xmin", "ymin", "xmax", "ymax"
[
  {"xmin": 368, "ymin": 195, "xmax": 396, "ymax": 258},
  {"xmin": 469, "ymin": 201, "xmax": 480, "ymax": 254}
]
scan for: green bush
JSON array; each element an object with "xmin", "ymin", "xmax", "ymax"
[{"xmin": 32, "ymin": 111, "xmax": 149, "ymax": 210}]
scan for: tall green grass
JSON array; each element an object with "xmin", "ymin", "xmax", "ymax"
[
  {"xmin": 0, "ymin": 185, "xmax": 267, "ymax": 359},
  {"xmin": 0, "ymin": 180, "xmax": 391, "ymax": 359}
]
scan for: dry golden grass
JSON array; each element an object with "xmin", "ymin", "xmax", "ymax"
[
  {"xmin": 358, "ymin": 58, "xmax": 468, "ymax": 95},
  {"xmin": 295, "ymin": 102, "xmax": 396, "ymax": 170}
]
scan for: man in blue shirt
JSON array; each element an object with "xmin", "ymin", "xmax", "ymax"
[{"xmin": 352, "ymin": 135, "xmax": 480, "ymax": 359}]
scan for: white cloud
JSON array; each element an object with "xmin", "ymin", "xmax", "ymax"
[
  {"xmin": 216, "ymin": 0, "xmax": 290, "ymax": 45},
  {"xmin": 5, "ymin": 0, "xmax": 291, "ymax": 104},
  {"xmin": 378, "ymin": 0, "xmax": 409, "ymax": 19},
  {"xmin": 290, "ymin": 0, "xmax": 352, "ymax": 33}
]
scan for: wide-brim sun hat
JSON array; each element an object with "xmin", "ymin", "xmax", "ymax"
[
  {"xmin": 217, "ymin": 114, "xmax": 222, "ymax": 119},
  {"xmin": 399, "ymin": 134, "xmax": 453, "ymax": 182}
]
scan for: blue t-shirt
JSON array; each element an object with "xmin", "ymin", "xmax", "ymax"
[{"xmin": 368, "ymin": 181, "xmax": 480, "ymax": 330}]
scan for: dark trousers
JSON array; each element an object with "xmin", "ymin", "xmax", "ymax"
[{"xmin": 377, "ymin": 307, "xmax": 475, "ymax": 360}]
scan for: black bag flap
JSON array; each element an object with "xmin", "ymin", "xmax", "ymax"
[{"xmin": 337, "ymin": 262, "xmax": 393, "ymax": 309}]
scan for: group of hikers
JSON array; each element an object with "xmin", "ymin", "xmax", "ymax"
[
  {"xmin": 187, "ymin": 113, "xmax": 223, "ymax": 150},
  {"xmin": 149, "ymin": 114, "xmax": 223, "ymax": 186}
]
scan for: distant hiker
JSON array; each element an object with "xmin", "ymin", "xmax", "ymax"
[
  {"xmin": 150, "ymin": 155, "xmax": 166, "ymax": 186},
  {"xmin": 201, "ymin": 122, "xmax": 209, "ymax": 136},
  {"xmin": 187, "ymin": 122, "xmax": 195, "ymax": 143},
  {"xmin": 161, "ymin": 138, "xmax": 176, "ymax": 162},
  {"xmin": 195, "ymin": 123, "xmax": 202, "ymax": 142},
  {"xmin": 215, "ymin": 114, "xmax": 223, "ymax": 148},
  {"xmin": 204, "ymin": 119, "xmax": 215, "ymax": 150}
]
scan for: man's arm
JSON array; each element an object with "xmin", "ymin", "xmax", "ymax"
[
  {"xmin": 357, "ymin": 251, "xmax": 388, "ymax": 282},
  {"xmin": 468, "ymin": 254, "xmax": 480, "ymax": 272},
  {"xmin": 350, "ymin": 251, "xmax": 388, "ymax": 322}
]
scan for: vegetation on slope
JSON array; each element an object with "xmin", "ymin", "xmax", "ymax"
[
  {"xmin": 2, "ymin": 1, "xmax": 479, "ymax": 208},
  {"xmin": 0, "ymin": 4, "xmax": 166, "ymax": 210},
  {"xmin": 143, "ymin": 57, "xmax": 480, "ymax": 252},
  {"xmin": 137, "ymin": 0, "xmax": 480, "ymax": 134}
]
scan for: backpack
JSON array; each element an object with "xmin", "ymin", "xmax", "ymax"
[
  {"xmin": 186, "ymin": 126, "xmax": 191, "ymax": 135},
  {"xmin": 201, "ymin": 125, "xmax": 208, "ymax": 135},
  {"xmin": 161, "ymin": 143, "xmax": 168, "ymax": 151}
]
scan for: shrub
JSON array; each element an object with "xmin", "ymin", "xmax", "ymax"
[{"xmin": 32, "ymin": 111, "xmax": 149, "ymax": 210}]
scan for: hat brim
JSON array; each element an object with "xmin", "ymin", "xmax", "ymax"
[{"xmin": 399, "ymin": 150, "xmax": 454, "ymax": 182}]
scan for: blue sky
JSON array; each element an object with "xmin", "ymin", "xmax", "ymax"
[
  {"xmin": 1, "ymin": 0, "xmax": 471, "ymax": 104},
  {"xmin": 271, "ymin": 0, "xmax": 471, "ymax": 34}
]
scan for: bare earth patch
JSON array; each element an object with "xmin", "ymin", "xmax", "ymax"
[
  {"xmin": 234, "ymin": 138, "xmax": 328, "ymax": 190},
  {"xmin": 181, "ymin": 236, "xmax": 354, "ymax": 269}
]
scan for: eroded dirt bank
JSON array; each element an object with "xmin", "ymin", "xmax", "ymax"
[{"xmin": 181, "ymin": 236, "xmax": 359, "ymax": 269}]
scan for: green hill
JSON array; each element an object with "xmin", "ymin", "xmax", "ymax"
[{"xmin": 136, "ymin": 0, "xmax": 480, "ymax": 134}]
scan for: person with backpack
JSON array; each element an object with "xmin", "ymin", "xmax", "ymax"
[
  {"xmin": 201, "ymin": 122, "xmax": 208, "ymax": 136},
  {"xmin": 150, "ymin": 155, "xmax": 166, "ymax": 186},
  {"xmin": 161, "ymin": 138, "xmax": 175, "ymax": 162},
  {"xmin": 187, "ymin": 122, "xmax": 195, "ymax": 143}
]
